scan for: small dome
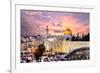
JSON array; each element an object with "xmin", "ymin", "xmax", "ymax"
[{"xmin": 64, "ymin": 28, "xmax": 72, "ymax": 35}]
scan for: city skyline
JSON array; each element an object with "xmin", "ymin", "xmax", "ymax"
[{"xmin": 21, "ymin": 9, "xmax": 90, "ymax": 36}]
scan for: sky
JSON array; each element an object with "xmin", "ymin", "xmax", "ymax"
[{"xmin": 21, "ymin": 9, "xmax": 90, "ymax": 36}]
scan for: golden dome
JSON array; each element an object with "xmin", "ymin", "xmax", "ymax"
[{"xmin": 64, "ymin": 28, "xmax": 72, "ymax": 35}]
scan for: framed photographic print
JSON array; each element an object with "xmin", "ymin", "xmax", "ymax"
[{"xmin": 11, "ymin": 0, "xmax": 96, "ymax": 73}]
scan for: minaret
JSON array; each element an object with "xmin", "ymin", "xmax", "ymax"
[
  {"xmin": 44, "ymin": 26, "xmax": 49, "ymax": 50},
  {"xmin": 46, "ymin": 26, "xmax": 48, "ymax": 38}
]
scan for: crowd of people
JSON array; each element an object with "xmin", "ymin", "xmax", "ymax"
[
  {"xmin": 21, "ymin": 48, "xmax": 89, "ymax": 63},
  {"xmin": 21, "ymin": 51, "xmax": 63, "ymax": 63}
]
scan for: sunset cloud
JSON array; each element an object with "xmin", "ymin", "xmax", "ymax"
[{"xmin": 21, "ymin": 9, "xmax": 89, "ymax": 36}]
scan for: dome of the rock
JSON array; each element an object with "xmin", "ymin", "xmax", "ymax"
[{"xmin": 64, "ymin": 28, "xmax": 72, "ymax": 36}]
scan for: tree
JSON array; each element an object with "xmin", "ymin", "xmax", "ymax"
[
  {"xmin": 71, "ymin": 36, "xmax": 76, "ymax": 41},
  {"xmin": 71, "ymin": 33, "xmax": 90, "ymax": 41},
  {"xmin": 81, "ymin": 33, "xmax": 90, "ymax": 41},
  {"xmin": 34, "ymin": 44, "xmax": 46, "ymax": 62}
]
